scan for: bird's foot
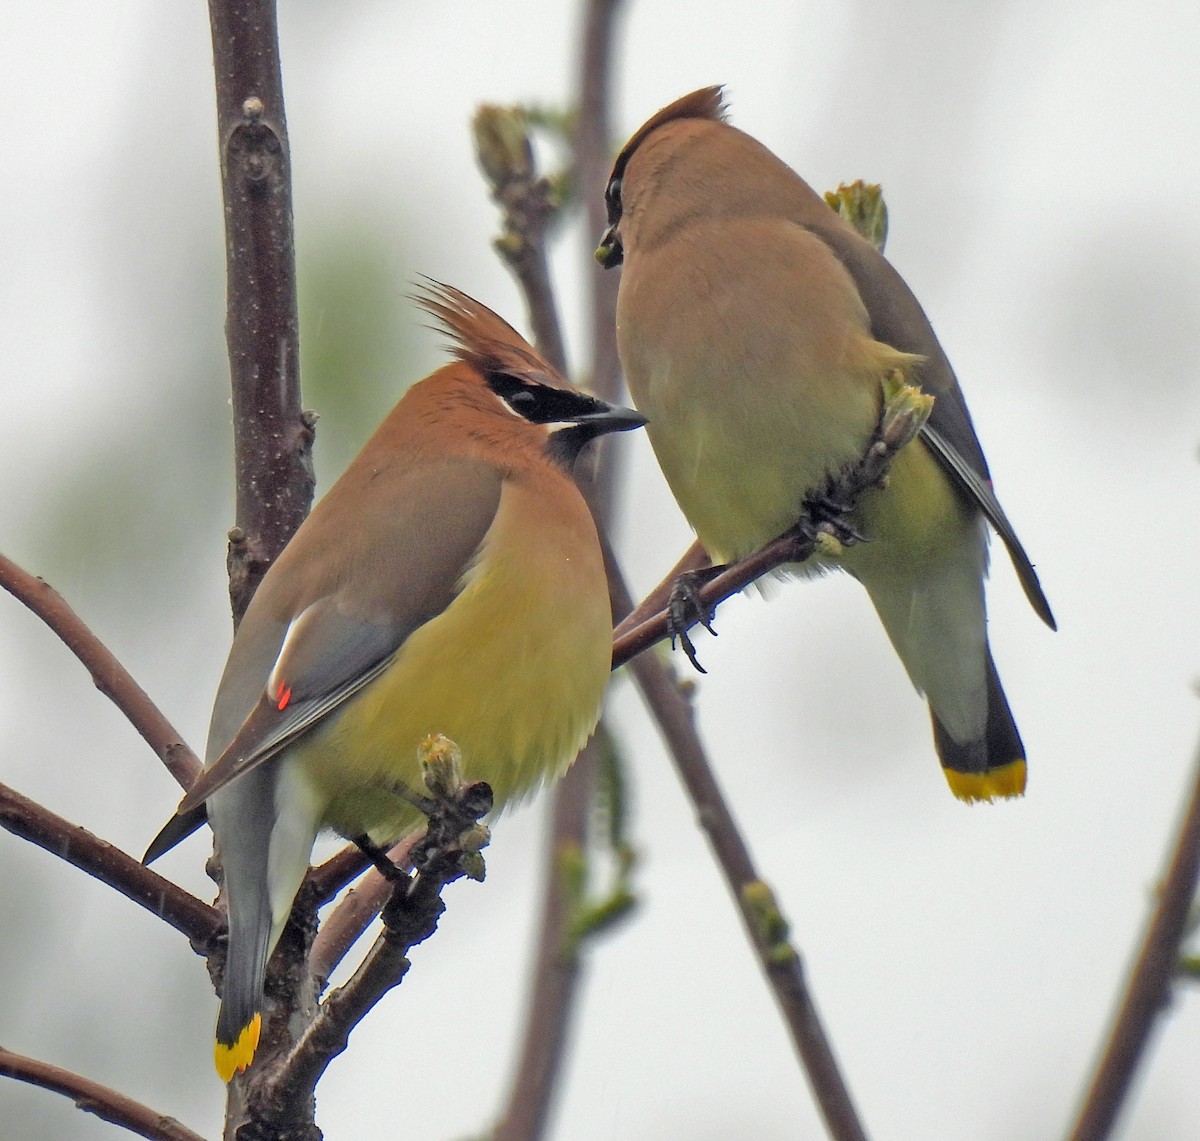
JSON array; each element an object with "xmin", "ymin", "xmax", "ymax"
[
  {"xmin": 351, "ymin": 834, "xmax": 409, "ymax": 882},
  {"xmin": 783, "ymin": 474, "xmax": 872, "ymax": 563},
  {"xmin": 667, "ymin": 566, "xmax": 723, "ymax": 673}
]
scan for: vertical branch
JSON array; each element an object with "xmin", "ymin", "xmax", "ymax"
[
  {"xmin": 473, "ymin": 106, "xmax": 569, "ymax": 372},
  {"xmin": 207, "ymin": 5, "xmax": 319, "ymax": 1136},
  {"xmin": 1069, "ymin": 734, "xmax": 1200, "ymax": 1141},
  {"xmin": 492, "ymin": 738, "xmax": 598, "ymax": 1141},
  {"xmin": 208, "ymin": 0, "xmax": 314, "ymax": 626}
]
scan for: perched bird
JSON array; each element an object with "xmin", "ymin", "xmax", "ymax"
[
  {"xmin": 596, "ymin": 86, "xmax": 1054, "ymax": 802},
  {"xmin": 144, "ymin": 283, "xmax": 644, "ymax": 1081}
]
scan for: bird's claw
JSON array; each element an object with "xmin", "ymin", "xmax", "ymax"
[
  {"xmin": 799, "ymin": 484, "xmax": 870, "ymax": 553},
  {"xmin": 667, "ymin": 568, "xmax": 721, "ymax": 674}
]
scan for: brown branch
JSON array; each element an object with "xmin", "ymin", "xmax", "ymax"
[
  {"xmin": 308, "ymin": 834, "xmax": 420, "ymax": 983},
  {"xmin": 0, "ymin": 1047, "xmax": 208, "ymax": 1141},
  {"xmin": 611, "ymin": 374, "xmax": 931, "ymax": 671},
  {"xmin": 252, "ymin": 781, "xmax": 491, "ymax": 1128},
  {"xmin": 1068, "ymin": 733, "xmax": 1200, "ymax": 1141},
  {"xmin": 595, "ymin": 381, "xmax": 926, "ymax": 1140},
  {"xmin": 473, "ymin": 105, "xmax": 568, "ymax": 372},
  {"xmin": 208, "ymin": 0, "xmax": 314, "ymax": 626},
  {"xmin": 493, "ymin": 735, "xmax": 601, "ymax": 1141},
  {"xmin": 609, "ymin": 571, "xmax": 868, "ymax": 1141},
  {"xmin": 0, "ymin": 782, "xmax": 219, "ymax": 945},
  {"xmin": 610, "ymin": 541, "xmax": 712, "ymax": 645},
  {"xmin": 611, "ymin": 532, "xmax": 795, "ymax": 669},
  {"xmin": 305, "ymin": 844, "xmax": 373, "ymax": 906},
  {"xmin": 479, "ymin": 8, "xmax": 875, "ymax": 1136},
  {"xmin": 207, "ymin": 6, "xmax": 322, "ymax": 1137},
  {"xmin": 0, "ymin": 553, "xmax": 201, "ymax": 791}
]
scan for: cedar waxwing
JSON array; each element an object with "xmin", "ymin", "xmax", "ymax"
[
  {"xmin": 596, "ymin": 87, "xmax": 1054, "ymax": 802},
  {"xmin": 143, "ymin": 283, "xmax": 644, "ymax": 1081}
]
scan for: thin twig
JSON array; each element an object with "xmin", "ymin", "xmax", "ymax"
[
  {"xmin": 596, "ymin": 380, "xmax": 921, "ymax": 1140},
  {"xmin": 0, "ymin": 781, "xmax": 219, "ymax": 944},
  {"xmin": 0, "ymin": 1047, "xmax": 208, "ymax": 1141},
  {"xmin": 308, "ymin": 835, "xmax": 420, "ymax": 982},
  {"xmin": 306, "ymin": 844, "xmax": 373, "ymax": 906},
  {"xmin": 576, "ymin": 0, "xmax": 626, "ymax": 418},
  {"xmin": 0, "ymin": 553, "xmax": 201, "ymax": 791},
  {"xmin": 493, "ymin": 736, "xmax": 600, "ymax": 1141},
  {"xmin": 473, "ymin": 104, "xmax": 568, "ymax": 371},
  {"xmin": 611, "ymin": 531, "xmax": 796, "ymax": 669},
  {"xmin": 1068, "ymin": 733, "xmax": 1200, "ymax": 1141}
]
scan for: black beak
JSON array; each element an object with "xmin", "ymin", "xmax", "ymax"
[{"xmin": 595, "ymin": 224, "xmax": 624, "ymax": 269}]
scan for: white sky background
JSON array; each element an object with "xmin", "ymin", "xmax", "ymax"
[{"xmin": 2, "ymin": 2, "xmax": 1199, "ymax": 1139}]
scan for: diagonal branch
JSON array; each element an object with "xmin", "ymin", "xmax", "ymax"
[
  {"xmin": 0, "ymin": 552, "xmax": 201, "ymax": 791},
  {"xmin": 1068, "ymin": 732, "xmax": 1200, "ymax": 1141},
  {"xmin": 611, "ymin": 372, "xmax": 931, "ymax": 671},
  {"xmin": 250, "ymin": 770, "xmax": 492, "ymax": 1128},
  {"xmin": 307, "ymin": 835, "xmax": 420, "ymax": 983},
  {"xmin": 479, "ymin": 4, "xmax": 880, "ymax": 1135},
  {"xmin": 0, "ymin": 782, "xmax": 219, "ymax": 945},
  {"xmin": 0, "ymin": 1047, "xmax": 207, "ymax": 1141},
  {"xmin": 607, "ymin": 571, "xmax": 869, "ymax": 1141}
]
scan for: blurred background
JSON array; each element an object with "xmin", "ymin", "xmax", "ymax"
[{"xmin": 2, "ymin": 2, "xmax": 1199, "ymax": 1138}]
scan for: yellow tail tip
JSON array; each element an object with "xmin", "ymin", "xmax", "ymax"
[
  {"xmin": 945, "ymin": 759, "xmax": 1026, "ymax": 803},
  {"xmin": 214, "ymin": 1013, "xmax": 262, "ymax": 1083}
]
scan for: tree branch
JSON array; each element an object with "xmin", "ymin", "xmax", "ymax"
[
  {"xmin": 208, "ymin": 0, "xmax": 314, "ymax": 626},
  {"xmin": 611, "ymin": 371, "xmax": 931, "ymax": 671},
  {"xmin": 608, "ymin": 572, "xmax": 869, "ymax": 1141},
  {"xmin": 0, "ymin": 553, "xmax": 201, "ymax": 791},
  {"xmin": 251, "ymin": 773, "xmax": 492, "ymax": 1129},
  {"xmin": 207, "ymin": 6, "xmax": 321, "ymax": 1136},
  {"xmin": 577, "ymin": 0, "xmax": 626, "ymax": 414},
  {"xmin": 595, "ymin": 363, "xmax": 930, "ymax": 1139},
  {"xmin": 0, "ymin": 1047, "xmax": 207, "ymax": 1141},
  {"xmin": 307, "ymin": 835, "xmax": 420, "ymax": 983},
  {"xmin": 1068, "ymin": 732, "xmax": 1200, "ymax": 1141},
  {"xmin": 473, "ymin": 105, "xmax": 568, "ymax": 372},
  {"xmin": 0, "ymin": 782, "xmax": 218, "ymax": 945},
  {"xmin": 492, "ymin": 734, "xmax": 602, "ymax": 1141}
]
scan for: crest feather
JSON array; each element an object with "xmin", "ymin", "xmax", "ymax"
[
  {"xmin": 413, "ymin": 279, "xmax": 559, "ymax": 387},
  {"xmin": 610, "ymin": 86, "xmax": 728, "ymax": 177}
]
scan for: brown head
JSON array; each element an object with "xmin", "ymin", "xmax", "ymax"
[
  {"xmin": 595, "ymin": 86, "xmax": 834, "ymax": 267},
  {"xmin": 397, "ymin": 281, "xmax": 645, "ymax": 469}
]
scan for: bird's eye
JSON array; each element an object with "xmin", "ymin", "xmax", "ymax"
[
  {"xmin": 507, "ymin": 390, "xmax": 537, "ymax": 412},
  {"xmin": 604, "ymin": 177, "xmax": 624, "ymax": 221}
]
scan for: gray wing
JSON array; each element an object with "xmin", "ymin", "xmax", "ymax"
[
  {"xmin": 144, "ymin": 458, "xmax": 503, "ymax": 857},
  {"xmin": 809, "ymin": 214, "xmax": 1055, "ymax": 629}
]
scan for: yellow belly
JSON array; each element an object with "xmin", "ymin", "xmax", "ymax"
[{"xmin": 288, "ymin": 477, "xmax": 612, "ymax": 843}]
